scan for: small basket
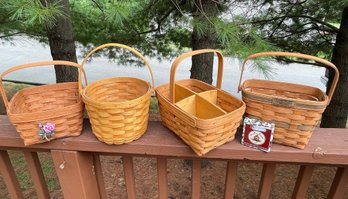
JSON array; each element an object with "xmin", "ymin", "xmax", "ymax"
[
  {"xmin": 238, "ymin": 52, "xmax": 339, "ymax": 149},
  {"xmin": 156, "ymin": 49, "xmax": 246, "ymax": 156},
  {"xmin": 80, "ymin": 43, "xmax": 154, "ymax": 144},
  {"xmin": 0, "ymin": 61, "xmax": 87, "ymax": 145}
]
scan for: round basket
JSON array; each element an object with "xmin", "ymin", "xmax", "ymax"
[
  {"xmin": 238, "ymin": 52, "xmax": 339, "ymax": 149},
  {"xmin": 80, "ymin": 43, "xmax": 154, "ymax": 144},
  {"xmin": 0, "ymin": 61, "xmax": 87, "ymax": 145}
]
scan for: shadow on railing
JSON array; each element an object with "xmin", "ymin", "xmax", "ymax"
[{"xmin": 0, "ymin": 116, "xmax": 347, "ymax": 199}]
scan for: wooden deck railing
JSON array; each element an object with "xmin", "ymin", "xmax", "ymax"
[{"xmin": 0, "ymin": 115, "xmax": 347, "ymax": 199}]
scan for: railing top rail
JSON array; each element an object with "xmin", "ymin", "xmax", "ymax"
[{"xmin": 0, "ymin": 116, "xmax": 347, "ymax": 165}]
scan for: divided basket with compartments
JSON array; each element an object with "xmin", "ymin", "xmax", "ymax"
[
  {"xmin": 79, "ymin": 43, "xmax": 154, "ymax": 145},
  {"xmin": 156, "ymin": 49, "xmax": 245, "ymax": 156},
  {"xmin": 238, "ymin": 52, "xmax": 339, "ymax": 149},
  {"xmin": 0, "ymin": 61, "xmax": 87, "ymax": 145}
]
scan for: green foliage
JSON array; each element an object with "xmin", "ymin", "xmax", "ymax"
[
  {"xmin": 192, "ymin": 15, "xmax": 277, "ymax": 78},
  {"xmin": 149, "ymin": 97, "xmax": 159, "ymax": 113},
  {"xmin": 69, "ymin": 0, "xmax": 192, "ymax": 61},
  {"xmin": 250, "ymin": 0, "xmax": 347, "ymax": 60},
  {"xmin": 3, "ymin": 0, "xmax": 65, "ymax": 28},
  {"xmin": 104, "ymin": 1, "xmax": 137, "ymax": 26},
  {"xmin": 0, "ymin": 0, "xmax": 279, "ymax": 78}
]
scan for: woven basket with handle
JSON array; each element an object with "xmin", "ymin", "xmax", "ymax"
[
  {"xmin": 156, "ymin": 49, "xmax": 245, "ymax": 156},
  {"xmin": 0, "ymin": 61, "xmax": 87, "ymax": 145},
  {"xmin": 238, "ymin": 52, "xmax": 339, "ymax": 149},
  {"xmin": 80, "ymin": 43, "xmax": 154, "ymax": 145}
]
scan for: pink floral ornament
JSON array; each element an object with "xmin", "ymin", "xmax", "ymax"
[
  {"xmin": 39, "ymin": 122, "xmax": 56, "ymax": 141},
  {"xmin": 43, "ymin": 123, "xmax": 55, "ymax": 133}
]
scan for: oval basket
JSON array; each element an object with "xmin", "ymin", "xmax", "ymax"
[
  {"xmin": 238, "ymin": 52, "xmax": 339, "ymax": 149},
  {"xmin": 0, "ymin": 61, "xmax": 87, "ymax": 145},
  {"xmin": 80, "ymin": 43, "xmax": 154, "ymax": 144},
  {"xmin": 156, "ymin": 49, "xmax": 245, "ymax": 156}
]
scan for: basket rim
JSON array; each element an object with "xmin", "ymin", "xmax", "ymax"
[
  {"xmin": 241, "ymin": 79, "xmax": 329, "ymax": 106},
  {"xmin": 8, "ymin": 101, "xmax": 83, "ymax": 123},
  {"xmin": 81, "ymin": 76, "xmax": 153, "ymax": 107},
  {"xmin": 155, "ymin": 79, "xmax": 245, "ymax": 128},
  {"xmin": 9, "ymin": 82, "xmax": 78, "ymax": 94},
  {"xmin": 7, "ymin": 82, "xmax": 83, "ymax": 122}
]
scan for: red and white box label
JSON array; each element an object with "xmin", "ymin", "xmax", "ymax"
[{"xmin": 241, "ymin": 117, "xmax": 275, "ymax": 152}]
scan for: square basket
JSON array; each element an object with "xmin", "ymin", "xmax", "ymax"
[
  {"xmin": 238, "ymin": 52, "xmax": 339, "ymax": 149},
  {"xmin": 0, "ymin": 61, "xmax": 86, "ymax": 145},
  {"xmin": 156, "ymin": 49, "xmax": 245, "ymax": 156}
]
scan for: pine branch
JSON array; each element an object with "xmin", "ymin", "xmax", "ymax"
[
  {"xmin": 269, "ymin": 3, "xmax": 296, "ymax": 38},
  {"xmin": 138, "ymin": 0, "xmax": 187, "ymax": 35},
  {"xmin": 0, "ymin": 31, "xmax": 25, "ymax": 38},
  {"xmin": 275, "ymin": 57, "xmax": 326, "ymax": 68},
  {"xmin": 251, "ymin": 14, "xmax": 339, "ymax": 33},
  {"xmin": 267, "ymin": 27, "xmax": 323, "ymax": 39},
  {"xmin": 0, "ymin": 31, "xmax": 43, "ymax": 39},
  {"xmin": 91, "ymin": 0, "xmax": 104, "ymax": 15}
]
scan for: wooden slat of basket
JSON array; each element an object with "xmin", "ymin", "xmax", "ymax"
[
  {"xmin": 175, "ymin": 84, "xmax": 196, "ymax": 102},
  {"xmin": 197, "ymin": 90, "xmax": 218, "ymax": 104}
]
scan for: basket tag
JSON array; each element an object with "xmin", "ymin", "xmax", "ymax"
[
  {"xmin": 271, "ymin": 98, "xmax": 295, "ymax": 107},
  {"xmin": 241, "ymin": 117, "xmax": 275, "ymax": 152}
]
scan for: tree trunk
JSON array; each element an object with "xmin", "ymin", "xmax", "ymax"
[
  {"xmin": 46, "ymin": 0, "xmax": 78, "ymax": 83},
  {"xmin": 321, "ymin": 6, "xmax": 348, "ymax": 128},
  {"xmin": 190, "ymin": 0, "xmax": 218, "ymax": 84}
]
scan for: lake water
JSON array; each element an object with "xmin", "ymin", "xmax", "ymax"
[{"xmin": 0, "ymin": 36, "xmax": 327, "ymax": 97}]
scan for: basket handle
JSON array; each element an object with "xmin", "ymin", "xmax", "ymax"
[
  {"xmin": 0, "ymin": 61, "xmax": 87, "ymax": 110},
  {"xmin": 170, "ymin": 49, "xmax": 224, "ymax": 103},
  {"xmin": 80, "ymin": 43, "xmax": 155, "ymax": 89},
  {"xmin": 237, "ymin": 52, "xmax": 339, "ymax": 102}
]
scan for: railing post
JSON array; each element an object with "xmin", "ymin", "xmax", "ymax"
[
  {"xmin": 292, "ymin": 165, "xmax": 314, "ymax": 199},
  {"xmin": 0, "ymin": 150, "xmax": 24, "ymax": 199},
  {"xmin": 327, "ymin": 167, "xmax": 348, "ymax": 199},
  {"xmin": 23, "ymin": 152, "xmax": 50, "ymax": 199},
  {"xmin": 122, "ymin": 156, "xmax": 136, "ymax": 199},
  {"xmin": 157, "ymin": 157, "xmax": 168, "ymax": 199},
  {"xmin": 192, "ymin": 159, "xmax": 201, "ymax": 199},
  {"xmin": 224, "ymin": 161, "xmax": 238, "ymax": 199},
  {"xmin": 93, "ymin": 154, "xmax": 108, "ymax": 199},
  {"xmin": 51, "ymin": 150, "xmax": 100, "ymax": 199},
  {"xmin": 258, "ymin": 163, "xmax": 276, "ymax": 199}
]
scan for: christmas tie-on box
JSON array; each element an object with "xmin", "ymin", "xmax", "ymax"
[{"xmin": 241, "ymin": 117, "xmax": 275, "ymax": 152}]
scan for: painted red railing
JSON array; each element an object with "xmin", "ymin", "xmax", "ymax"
[{"xmin": 0, "ymin": 115, "xmax": 347, "ymax": 199}]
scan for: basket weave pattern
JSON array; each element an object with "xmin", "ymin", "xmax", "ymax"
[
  {"xmin": 80, "ymin": 43, "xmax": 154, "ymax": 145},
  {"xmin": 243, "ymin": 97, "xmax": 323, "ymax": 148},
  {"xmin": 156, "ymin": 49, "xmax": 245, "ymax": 156},
  {"xmin": 157, "ymin": 82, "xmax": 244, "ymax": 155},
  {"xmin": 239, "ymin": 52, "xmax": 339, "ymax": 149},
  {"xmin": 0, "ymin": 61, "xmax": 86, "ymax": 145}
]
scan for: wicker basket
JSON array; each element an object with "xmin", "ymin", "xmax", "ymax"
[
  {"xmin": 238, "ymin": 52, "xmax": 339, "ymax": 149},
  {"xmin": 156, "ymin": 49, "xmax": 246, "ymax": 156},
  {"xmin": 0, "ymin": 61, "xmax": 87, "ymax": 145},
  {"xmin": 80, "ymin": 43, "xmax": 154, "ymax": 144}
]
